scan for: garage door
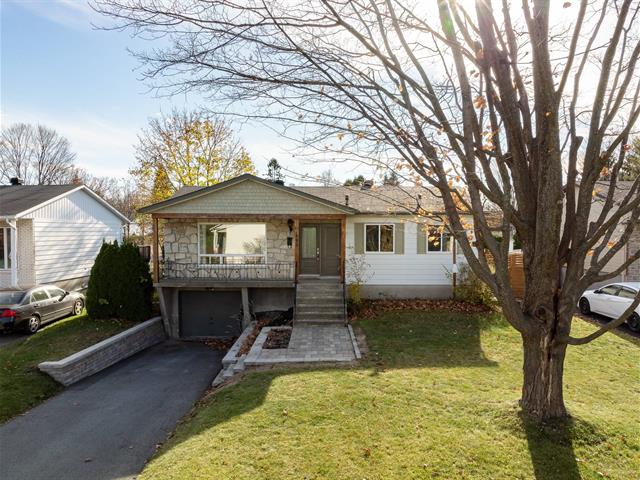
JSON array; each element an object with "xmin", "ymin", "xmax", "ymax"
[{"xmin": 179, "ymin": 291, "xmax": 242, "ymax": 338}]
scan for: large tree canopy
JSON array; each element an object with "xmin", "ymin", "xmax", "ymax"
[
  {"xmin": 132, "ymin": 108, "xmax": 255, "ymax": 199},
  {"xmin": 96, "ymin": 0, "xmax": 640, "ymax": 420}
]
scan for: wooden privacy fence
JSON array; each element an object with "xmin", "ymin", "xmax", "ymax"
[{"xmin": 508, "ymin": 252, "xmax": 525, "ymax": 298}]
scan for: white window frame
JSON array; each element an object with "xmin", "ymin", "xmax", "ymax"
[
  {"xmin": 426, "ymin": 227, "xmax": 452, "ymax": 253},
  {"xmin": 364, "ymin": 223, "xmax": 395, "ymax": 254},
  {"xmin": 0, "ymin": 227, "xmax": 11, "ymax": 270},
  {"xmin": 197, "ymin": 222, "xmax": 267, "ymax": 265}
]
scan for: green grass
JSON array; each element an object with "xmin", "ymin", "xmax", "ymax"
[
  {"xmin": 141, "ymin": 311, "xmax": 640, "ymax": 480},
  {"xmin": 0, "ymin": 313, "xmax": 135, "ymax": 423}
]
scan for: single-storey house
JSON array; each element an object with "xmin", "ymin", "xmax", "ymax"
[
  {"xmin": 139, "ymin": 174, "xmax": 474, "ymax": 339},
  {"xmin": 0, "ymin": 181, "xmax": 130, "ymax": 291}
]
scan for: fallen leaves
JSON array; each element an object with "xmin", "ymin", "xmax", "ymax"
[{"xmin": 350, "ymin": 299, "xmax": 491, "ymax": 320}]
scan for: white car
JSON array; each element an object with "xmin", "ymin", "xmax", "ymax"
[{"xmin": 578, "ymin": 282, "xmax": 640, "ymax": 332}]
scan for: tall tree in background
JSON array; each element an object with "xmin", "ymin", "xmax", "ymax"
[
  {"xmin": 96, "ymin": 0, "xmax": 640, "ymax": 420},
  {"xmin": 267, "ymin": 158, "xmax": 284, "ymax": 182},
  {"xmin": 132, "ymin": 108, "xmax": 255, "ymax": 200},
  {"xmin": 0, "ymin": 123, "xmax": 76, "ymax": 184}
]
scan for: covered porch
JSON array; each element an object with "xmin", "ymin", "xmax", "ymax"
[{"xmin": 150, "ymin": 213, "xmax": 347, "ymax": 286}]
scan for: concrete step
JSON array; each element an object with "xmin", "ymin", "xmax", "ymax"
[
  {"xmin": 297, "ymin": 282, "xmax": 343, "ymax": 288},
  {"xmin": 296, "ymin": 306, "xmax": 344, "ymax": 315},
  {"xmin": 296, "ymin": 313, "xmax": 345, "ymax": 322},
  {"xmin": 296, "ymin": 318, "xmax": 346, "ymax": 325},
  {"xmin": 296, "ymin": 296, "xmax": 343, "ymax": 304},
  {"xmin": 296, "ymin": 301, "xmax": 344, "ymax": 309}
]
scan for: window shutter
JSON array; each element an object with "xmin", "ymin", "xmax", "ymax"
[
  {"xmin": 417, "ymin": 224, "xmax": 427, "ymax": 254},
  {"xmin": 394, "ymin": 223, "xmax": 404, "ymax": 254},
  {"xmin": 354, "ymin": 223, "xmax": 364, "ymax": 254}
]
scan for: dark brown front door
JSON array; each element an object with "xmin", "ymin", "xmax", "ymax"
[{"xmin": 299, "ymin": 223, "xmax": 341, "ymax": 276}]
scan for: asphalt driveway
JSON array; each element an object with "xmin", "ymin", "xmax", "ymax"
[
  {"xmin": 0, "ymin": 332, "xmax": 27, "ymax": 349},
  {"xmin": 0, "ymin": 341, "xmax": 223, "ymax": 480}
]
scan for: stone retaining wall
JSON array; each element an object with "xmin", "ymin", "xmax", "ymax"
[{"xmin": 38, "ymin": 317, "xmax": 166, "ymax": 386}]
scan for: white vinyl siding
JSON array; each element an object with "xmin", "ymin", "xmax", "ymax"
[
  {"xmin": 22, "ymin": 189, "xmax": 124, "ymax": 285},
  {"xmin": 347, "ymin": 216, "xmax": 466, "ymax": 286}
]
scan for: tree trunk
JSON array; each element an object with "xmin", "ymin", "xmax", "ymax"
[{"xmin": 520, "ymin": 331, "xmax": 568, "ymax": 420}]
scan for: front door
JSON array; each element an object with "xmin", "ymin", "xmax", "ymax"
[{"xmin": 299, "ymin": 223, "xmax": 341, "ymax": 276}]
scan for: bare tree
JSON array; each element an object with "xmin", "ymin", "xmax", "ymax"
[
  {"xmin": 31, "ymin": 125, "xmax": 77, "ymax": 184},
  {"xmin": 0, "ymin": 123, "xmax": 34, "ymax": 184},
  {"xmin": 0, "ymin": 123, "xmax": 76, "ymax": 184},
  {"xmin": 95, "ymin": 0, "xmax": 640, "ymax": 420}
]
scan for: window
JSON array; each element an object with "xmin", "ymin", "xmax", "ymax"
[
  {"xmin": 618, "ymin": 287, "xmax": 637, "ymax": 299},
  {"xmin": 30, "ymin": 290, "xmax": 50, "ymax": 303},
  {"xmin": 46, "ymin": 287, "xmax": 66, "ymax": 299},
  {"xmin": 198, "ymin": 223, "xmax": 266, "ymax": 264},
  {"xmin": 427, "ymin": 227, "xmax": 452, "ymax": 252},
  {"xmin": 0, "ymin": 227, "xmax": 11, "ymax": 270},
  {"xmin": 365, "ymin": 224, "xmax": 394, "ymax": 253},
  {"xmin": 301, "ymin": 227, "xmax": 317, "ymax": 259},
  {"xmin": 600, "ymin": 285, "xmax": 620, "ymax": 296}
]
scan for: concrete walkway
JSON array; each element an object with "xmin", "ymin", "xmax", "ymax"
[{"xmin": 0, "ymin": 341, "xmax": 223, "ymax": 480}]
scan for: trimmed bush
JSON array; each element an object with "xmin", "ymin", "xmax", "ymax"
[
  {"xmin": 86, "ymin": 241, "xmax": 153, "ymax": 322},
  {"xmin": 450, "ymin": 264, "xmax": 497, "ymax": 307}
]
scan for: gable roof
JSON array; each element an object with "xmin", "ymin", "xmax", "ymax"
[
  {"xmin": 149, "ymin": 178, "xmax": 446, "ymax": 216},
  {"xmin": 0, "ymin": 184, "xmax": 130, "ymax": 223},
  {"xmin": 138, "ymin": 174, "xmax": 359, "ymax": 215},
  {"xmin": 294, "ymin": 185, "xmax": 444, "ymax": 214},
  {"xmin": 0, "ymin": 185, "xmax": 78, "ymax": 216}
]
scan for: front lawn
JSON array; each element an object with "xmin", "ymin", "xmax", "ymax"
[
  {"xmin": 141, "ymin": 311, "xmax": 639, "ymax": 480},
  {"xmin": 0, "ymin": 313, "xmax": 135, "ymax": 423}
]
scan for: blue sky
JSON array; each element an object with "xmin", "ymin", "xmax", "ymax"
[{"xmin": 1, "ymin": 0, "xmax": 339, "ymax": 182}]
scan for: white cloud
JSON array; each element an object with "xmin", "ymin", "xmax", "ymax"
[{"xmin": 6, "ymin": 0, "xmax": 98, "ymax": 31}]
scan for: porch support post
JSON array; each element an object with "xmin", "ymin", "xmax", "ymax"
[
  {"xmin": 293, "ymin": 217, "xmax": 300, "ymax": 280},
  {"xmin": 340, "ymin": 216, "xmax": 346, "ymax": 283},
  {"xmin": 152, "ymin": 215, "xmax": 159, "ymax": 283},
  {"xmin": 241, "ymin": 287, "xmax": 251, "ymax": 328},
  {"xmin": 8, "ymin": 219, "xmax": 18, "ymax": 287}
]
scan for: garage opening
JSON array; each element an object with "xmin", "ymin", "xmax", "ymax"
[{"xmin": 179, "ymin": 290, "xmax": 242, "ymax": 338}]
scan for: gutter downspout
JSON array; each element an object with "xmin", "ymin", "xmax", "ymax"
[{"xmin": 6, "ymin": 218, "xmax": 18, "ymax": 287}]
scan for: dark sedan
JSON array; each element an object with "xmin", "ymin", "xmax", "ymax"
[{"xmin": 0, "ymin": 286, "xmax": 85, "ymax": 334}]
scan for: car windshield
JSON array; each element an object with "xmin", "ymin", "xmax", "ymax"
[{"xmin": 0, "ymin": 291, "xmax": 26, "ymax": 305}]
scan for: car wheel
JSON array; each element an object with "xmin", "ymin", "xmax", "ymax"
[
  {"xmin": 24, "ymin": 315, "xmax": 41, "ymax": 334},
  {"xmin": 72, "ymin": 299, "xmax": 84, "ymax": 316},
  {"xmin": 579, "ymin": 297, "xmax": 591, "ymax": 315},
  {"xmin": 627, "ymin": 313, "xmax": 640, "ymax": 333}
]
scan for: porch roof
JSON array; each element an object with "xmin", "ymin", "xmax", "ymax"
[{"xmin": 139, "ymin": 174, "xmax": 358, "ymax": 216}]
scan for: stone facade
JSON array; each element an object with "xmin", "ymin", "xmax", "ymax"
[
  {"xmin": 163, "ymin": 219, "xmax": 199, "ymax": 264},
  {"xmin": 266, "ymin": 219, "xmax": 295, "ymax": 264},
  {"xmin": 627, "ymin": 224, "xmax": 640, "ymax": 281},
  {"xmin": 162, "ymin": 218, "xmax": 294, "ymax": 265}
]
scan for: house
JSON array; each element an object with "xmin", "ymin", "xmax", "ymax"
[
  {"xmin": 586, "ymin": 181, "xmax": 640, "ymax": 285},
  {"xmin": 139, "ymin": 174, "xmax": 472, "ymax": 339},
  {"xmin": 0, "ymin": 181, "xmax": 130, "ymax": 291}
]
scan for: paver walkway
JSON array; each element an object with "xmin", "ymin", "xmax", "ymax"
[
  {"xmin": 245, "ymin": 324, "xmax": 360, "ymax": 365},
  {"xmin": 0, "ymin": 341, "xmax": 222, "ymax": 480}
]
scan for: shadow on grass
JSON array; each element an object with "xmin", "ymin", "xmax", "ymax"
[
  {"xmin": 145, "ymin": 311, "xmax": 600, "ymax": 480},
  {"xmin": 518, "ymin": 413, "xmax": 605, "ymax": 480}
]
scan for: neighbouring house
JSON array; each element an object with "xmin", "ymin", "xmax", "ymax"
[
  {"xmin": 0, "ymin": 180, "xmax": 130, "ymax": 291},
  {"xmin": 139, "ymin": 173, "xmax": 483, "ymax": 339},
  {"xmin": 586, "ymin": 181, "xmax": 640, "ymax": 286}
]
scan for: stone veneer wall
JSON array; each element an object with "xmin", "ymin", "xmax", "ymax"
[
  {"xmin": 627, "ymin": 225, "xmax": 640, "ymax": 281},
  {"xmin": 163, "ymin": 218, "xmax": 294, "ymax": 265},
  {"xmin": 39, "ymin": 317, "xmax": 166, "ymax": 386}
]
